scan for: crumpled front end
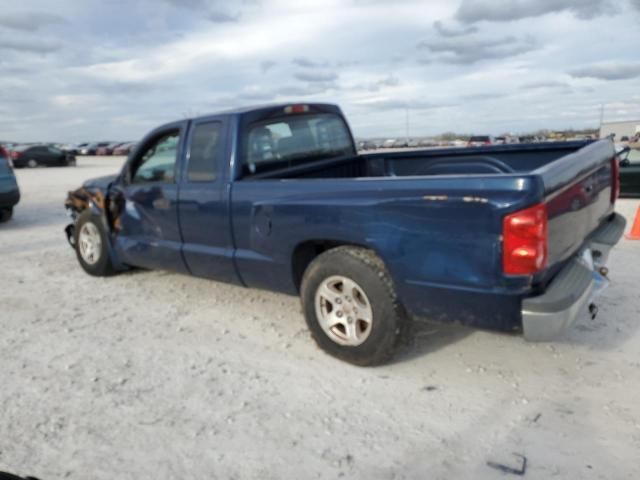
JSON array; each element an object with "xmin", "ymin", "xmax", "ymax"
[{"xmin": 64, "ymin": 184, "xmax": 109, "ymax": 247}]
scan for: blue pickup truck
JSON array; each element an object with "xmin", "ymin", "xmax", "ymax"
[{"xmin": 65, "ymin": 103, "xmax": 625, "ymax": 365}]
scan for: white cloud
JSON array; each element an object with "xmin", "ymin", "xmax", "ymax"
[{"xmin": 1, "ymin": 0, "xmax": 639, "ymax": 142}]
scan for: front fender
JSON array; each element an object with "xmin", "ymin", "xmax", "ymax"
[{"xmin": 64, "ymin": 187, "xmax": 128, "ymax": 271}]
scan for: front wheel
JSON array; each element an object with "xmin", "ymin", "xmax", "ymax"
[
  {"xmin": 300, "ymin": 246, "xmax": 409, "ymax": 366},
  {"xmin": 74, "ymin": 210, "xmax": 116, "ymax": 276}
]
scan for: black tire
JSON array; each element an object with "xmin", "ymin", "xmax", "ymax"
[
  {"xmin": 300, "ymin": 246, "xmax": 409, "ymax": 366},
  {"xmin": 66, "ymin": 157, "xmax": 76, "ymax": 167},
  {"xmin": 73, "ymin": 210, "xmax": 116, "ymax": 276},
  {"xmin": 0, "ymin": 207, "xmax": 13, "ymax": 223},
  {"xmin": 27, "ymin": 159, "xmax": 38, "ymax": 168}
]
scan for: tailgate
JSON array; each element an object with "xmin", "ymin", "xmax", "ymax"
[{"xmin": 536, "ymin": 140, "xmax": 616, "ymax": 269}]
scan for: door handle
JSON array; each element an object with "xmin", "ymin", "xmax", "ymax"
[{"xmin": 152, "ymin": 197, "xmax": 171, "ymax": 210}]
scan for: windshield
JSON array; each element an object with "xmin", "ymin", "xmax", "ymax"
[
  {"xmin": 628, "ymin": 149, "xmax": 640, "ymax": 163},
  {"xmin": 242, "ymin": 113, "xmax": 354, "ymax": 176}
]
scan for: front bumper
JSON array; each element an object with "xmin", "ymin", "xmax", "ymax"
[{"xmin": 522, "ymin": 213, "xmax": 626, "ymax": 341}]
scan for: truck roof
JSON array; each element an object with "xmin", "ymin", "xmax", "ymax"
[{"xmin": 189, "ymin": 102, "xmax": 342, "ymax": 122}]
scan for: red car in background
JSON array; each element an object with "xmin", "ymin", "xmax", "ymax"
[
  {"xmin": 96, "ymin": 142, "xmax": 125, "ymax": 156},
  {"xmin": 113, "ymin": 142, "xmax": 136, "ymax": 155},
  {"xmin": 467, "ymin": 135, "xmax": 495, "ymax": 147}
]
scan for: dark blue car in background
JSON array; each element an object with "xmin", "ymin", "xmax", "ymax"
[
  {"xmin": 64, "ymin": 103, "xmax": 625, "ymax": 365},
  {"xmin": 0, "ymin": 146, "xmax": 20, "ymax": 222}
]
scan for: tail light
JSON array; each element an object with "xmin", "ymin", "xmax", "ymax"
[
  {"xmin": 503, "ymin": 203, "xmax": 547, "ymax": 275},
  {"xmin": 10, "ymin": 151, "xmax": 21, "ymax": 160},
  {"xmin": 611, "ymin": 155, "xmax": 620, "ymax": 203}
]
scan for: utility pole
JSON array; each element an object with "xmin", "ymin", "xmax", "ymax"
[
  {"xmin": 405, "ymin": 106, "xmax": 410, "ymax": 143},
  {"xmin": 599, "ymin": 103, "xmax": 604, "ymax": 128}
]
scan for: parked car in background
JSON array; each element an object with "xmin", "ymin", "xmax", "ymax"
[
  {"xmin": 60, "ymin": 143, "xmax": 85, "ymax": 155},
  {"xmin": 73, "ymin": 143, "xmax": 89, "ymax": 154},
  {"xmin": 357, "ymin": 140, "xmax": 377, "ymax": 151},
  {"xmin": 96, "ymin": 142, "xmax": 126, "ymax": 156},
  {"xmin": 113, "ymin": 142, "xmax": 136, "ymax": 155},
  {"xmin": 467, "ymin": 135, "xmax": 494, "ymax": 146},
  {"xmin": 0, "ymin": 146, "xmax": 20, "ymax": 222},
  {"xmin": 618, "ymin": 147, "xmax": 640, "ymax": 197},
  {"xmin": 418, "ymin": 138, "xmax": 437, "ymax": 147},
  {"xmin": 79, "ymin": 142, "xmax": 110, "ymax": 155},
  {"xmin": 10, "ymin": 144, "xmax": 76, "ymax": 168}
]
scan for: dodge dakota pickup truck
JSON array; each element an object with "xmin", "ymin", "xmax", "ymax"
[{"xmin": 65, "ymin": 103, "xmax": 625, "ymax": 365}]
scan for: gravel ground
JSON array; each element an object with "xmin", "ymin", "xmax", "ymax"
[{"xmin": 1, "ymin": 157, "xmax": 639, "ymax": 480}]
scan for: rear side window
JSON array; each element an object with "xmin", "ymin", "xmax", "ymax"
[
  {"xmin": 243, "ymin": 113, "xmax": 353, "ymax": 175},
  {"xmin": 187, "ymin": 122, "xmax": 221, "ymax": 182},
  {"xmin": 469, "ymin": 136, "xmax": 490, "ymax": 142}
]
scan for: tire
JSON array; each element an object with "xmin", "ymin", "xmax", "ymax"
[
  {"xmin": 73, "ymin": 210, "xmax": 116, "ymax": 276},
  {"xmin": 300, "ymin": 246, "xmax": 409, "ymax": 366},
  {"xmin": 0, "ymin": 207, "xmax": 13, "ymax": 223},
  {"xmin": 27, "ymin": 159, "xmax": 38, "ymax": 168},
  {"xmin": 66, "ymin": 157, "xmax": 76, "ymax": 167}
]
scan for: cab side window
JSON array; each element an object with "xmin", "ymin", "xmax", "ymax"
[
  {"xmin": 187, "ymin": 122, "xmax": 221, "ymax": 182},
  {"xmin": 132, "ymin": 131, "xmax": 179, "ymax": 184}
]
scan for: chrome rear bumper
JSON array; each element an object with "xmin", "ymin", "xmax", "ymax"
[{"xmin": 522, "ymin": 213, "xmax": 626, "ymax": 341}]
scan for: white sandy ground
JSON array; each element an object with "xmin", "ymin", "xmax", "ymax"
[{"xmin": 1, "ymin": 156, "xmax": 639, "ymax": 480}]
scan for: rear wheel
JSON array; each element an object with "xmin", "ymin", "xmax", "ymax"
[
  {"xmin": 27, "ymin": 159, "xmax": 38, "ymax": 168},
  {"xmin": 74, "ymin": 210, "xmax": 116, "ymax": 276},
  {"xmin": 0, "ymin": 207, "xmax": 13, "ymax": 223},
  {"xmin": 300, "ymin": 246, "xmax": 409, "ymax": 366}
]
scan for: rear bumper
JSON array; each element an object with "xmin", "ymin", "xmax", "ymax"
[{"xmin": 522, "ymin": 213, "xmax": 626, "ymax": 341}]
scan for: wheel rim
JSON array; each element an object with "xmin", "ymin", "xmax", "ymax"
[
  {"xmin": 28, "ymin": 159, "xmax": 37, "ymax": 168},
  {"xmin": 78, "ymin": 222, "xmax": 102, "ymax": 265},
  {"xmin": 314, "ymin": 275, "xmax": 373, "ymax": 346}
]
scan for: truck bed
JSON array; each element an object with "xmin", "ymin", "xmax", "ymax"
[
  {"xmin": 233, "ymin": 139, "xmax": 617, "ymax": 330},
  {"xmin": 252, "ymin": 141, "xmax": 596, "ymax": 179}
]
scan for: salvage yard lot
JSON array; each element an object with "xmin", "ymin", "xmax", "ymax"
[{"xmin": 1, "ymin": 157, "xmax": 640, "ymax": 479}]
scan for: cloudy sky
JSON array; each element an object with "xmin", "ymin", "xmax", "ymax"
[{"xmin": 1, "ymin": 0, "xmax": 640, "ymax": 142}]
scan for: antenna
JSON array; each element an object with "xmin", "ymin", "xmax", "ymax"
[
  {"xmin": 405, "ymin": 106, "xmax": 410, "ymax": 142},
  {"xmin": 599, "ymin": 103, "xmax": 604, "ymax": 128}
]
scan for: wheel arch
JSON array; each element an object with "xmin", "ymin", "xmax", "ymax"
[{"xmin": 291, "ymin": 239, "xmax": 383, "ymax": 293}]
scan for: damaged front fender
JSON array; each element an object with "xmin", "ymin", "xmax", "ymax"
[{"xmin": 63, "ymin": 177, "xmax": 127, "ymax": 271}]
